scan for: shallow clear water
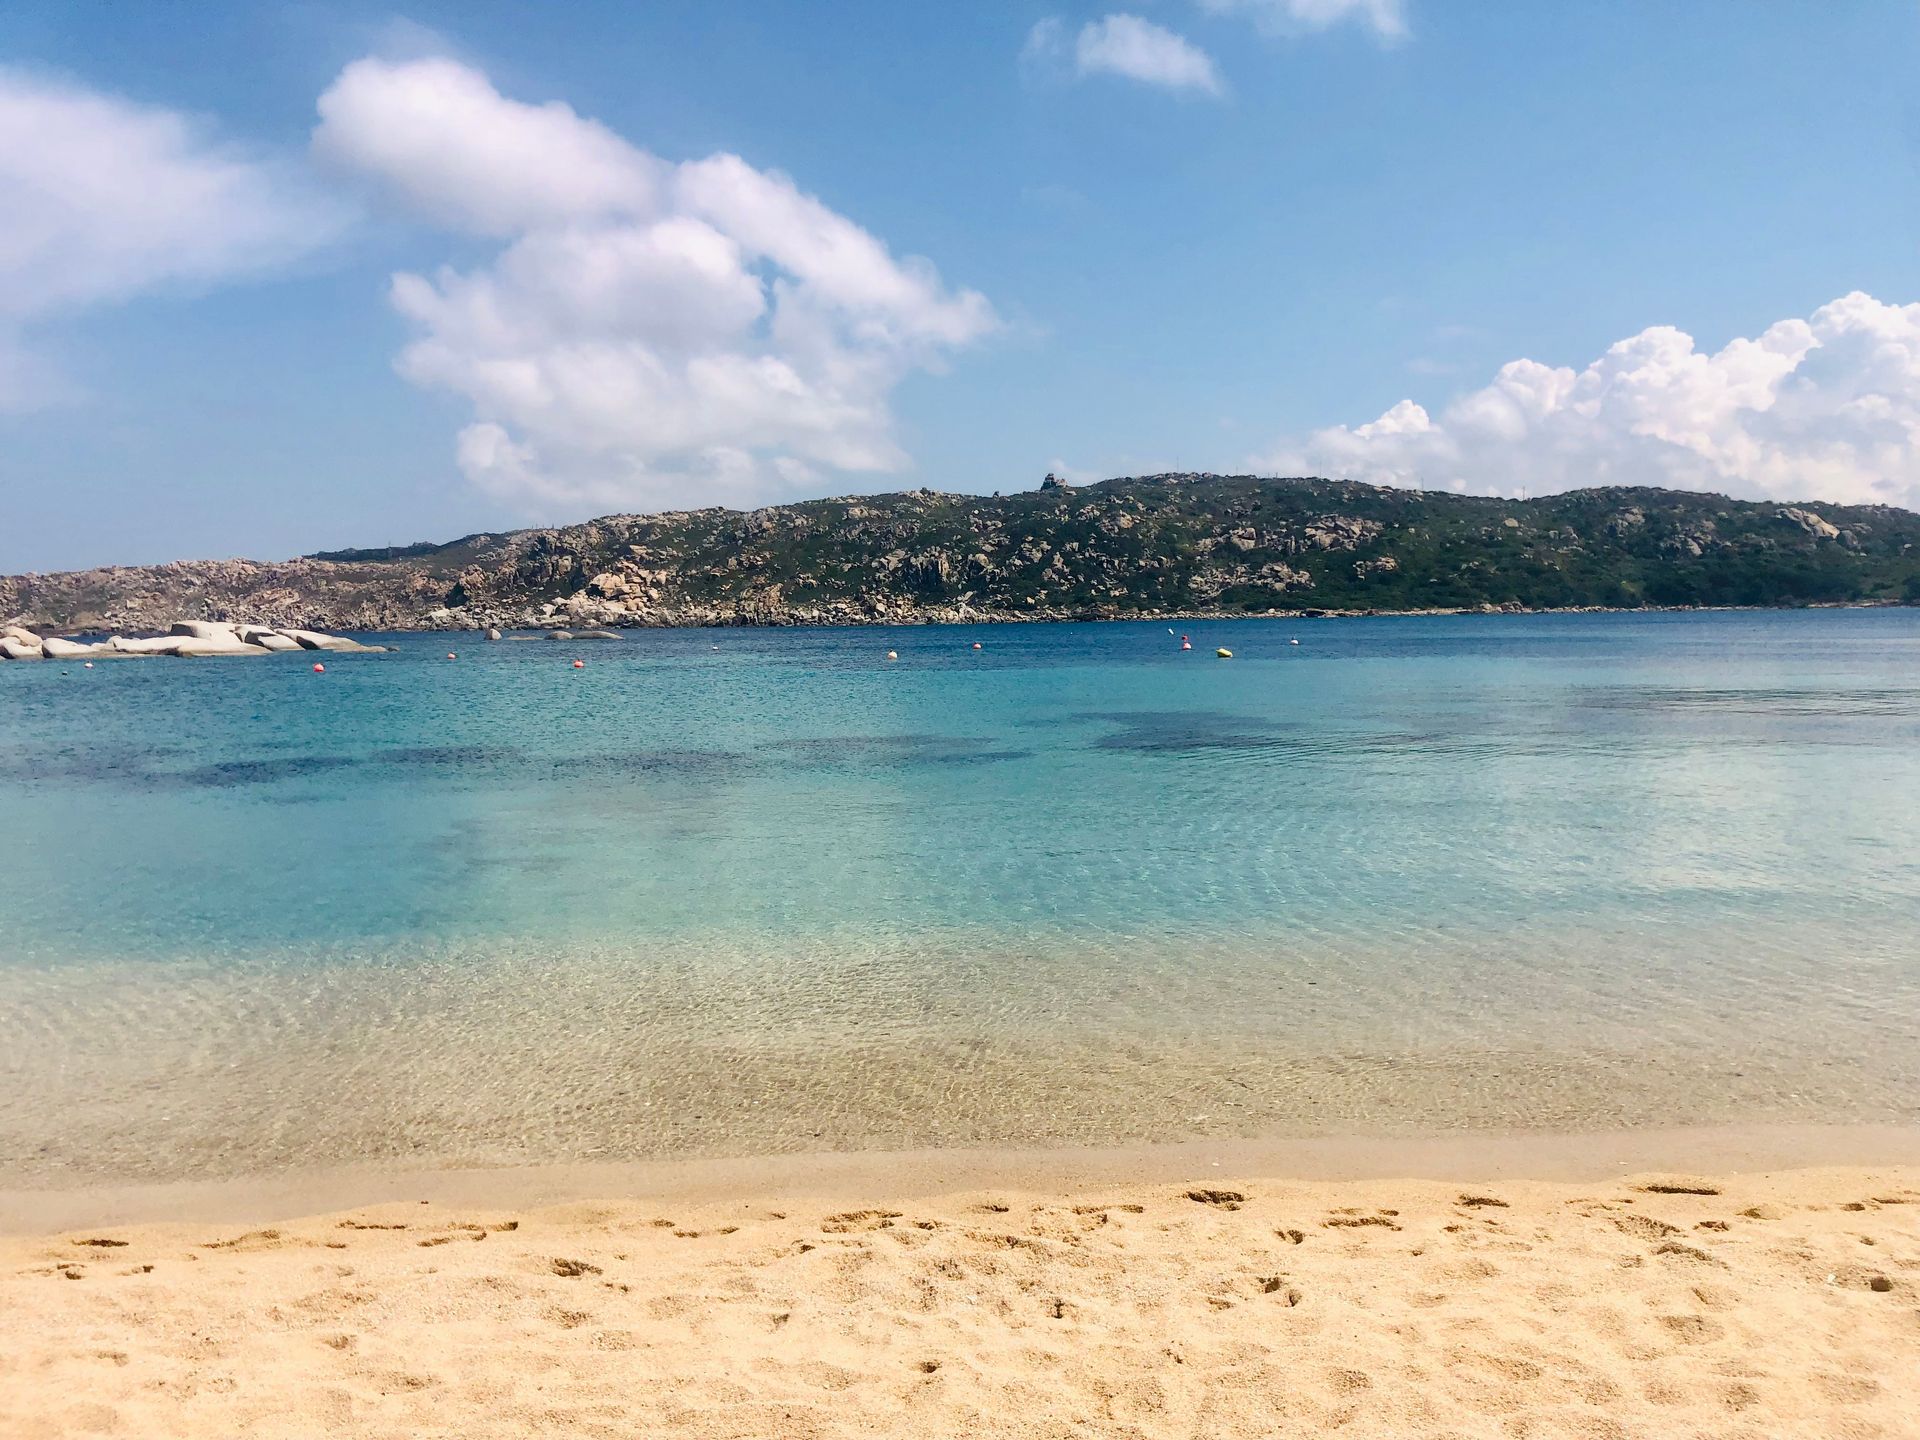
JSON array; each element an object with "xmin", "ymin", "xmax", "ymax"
[{"xmin": 3, "ymin": 611, "xmax": 1918, "ymax": 1182}]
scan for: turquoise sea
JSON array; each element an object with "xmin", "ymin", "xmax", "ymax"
[{"xmin": 2, "ymin": 611, "xmax": 1918, "ymax": 1183}]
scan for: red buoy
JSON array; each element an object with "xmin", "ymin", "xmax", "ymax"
[
  {"xmin": 447, "ymin": 652, "xmax": 457, "ymax": 660},
  {"xmin": 972, "ymin": 642, "xmax": 982, "ymax": 650},
  {"xmin": 312, "ymin": 662, "xmax": 325, "ymax": 673},
  {"xmin": 572, "ymin": 659, "xmax": 584, "ymax": 669}
]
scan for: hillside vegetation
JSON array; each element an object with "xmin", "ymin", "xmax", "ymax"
[{"xmin": 4, "ymin": 474, "xmax": 1917, "ymax": 633}]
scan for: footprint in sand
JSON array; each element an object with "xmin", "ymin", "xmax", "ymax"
[
  {"xmin": 821, "ymin": 1210, "xmax": 902, "ymax": 1234},
  {"xmin": 1612, "ymin": 1214, "xmax": 1680, "ymax": 1242},
  {"xmin": 1658, "ymin": 1313, "xmax": 1722, "ymax": 1343},
  {"xmin": 1324, "ymin": 1210, "xmax": 1400, "ymax": 1231},
  {"xmin": 1186, "ymin": 1190, "xmax": 1247, "ymax": 1209},
  {"xmin": 203, "ymin": 1229, "xmax": 289, "ymax": 1252},
  {"xmin": 1651, "ymin": 1241, "xmax": 1726, "ymax": 1267}
]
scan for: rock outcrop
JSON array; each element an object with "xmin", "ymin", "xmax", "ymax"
[
  {"xmin": 3, "ymin": 476, "xmax": 1916, "ymax": 634},
  {"xmin": 0, "ymin": 622, "xmax": 384, "ymax": 661}
]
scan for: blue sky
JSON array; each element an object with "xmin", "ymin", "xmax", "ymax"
[{"xmin": 0, "ymin": 0, "xmax": 1915, "ymax": 572}]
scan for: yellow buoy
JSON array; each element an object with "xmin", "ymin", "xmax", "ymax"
[{"xmin": 1216, "ymin": 648, "xmax": 1233, "ymax": 658}]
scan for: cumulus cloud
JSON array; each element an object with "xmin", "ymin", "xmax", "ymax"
[
  {"xmin": 1025, "ymin": 15, "xmax": 1224, "ymax": 96},
  {"xmin": 0, "ymin": 67, "xmax": 339, "ymax": 409},
  {"xmin": 1195, "ymin": 0, "xmax": 1409, "ymax": 42},
  {"xmin": 314, "ymin": 56, "xmax": 995, "ymax": 511},
  {"xmin": 1080, "ymin": 15, "xmax": 1225, "ymax": 94},
  {"xmin": 1255, "ymin": 293, "xmax": 1920, "ymax": 509}
]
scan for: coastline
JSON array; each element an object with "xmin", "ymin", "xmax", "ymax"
[
  {"xmin": 5, "ymin": 1127, "xmax": 1915, "ymax": 1438},
  {"xmin": 11, "ymin": 599, "xmax": 1915, "ymax": 639},
  {"xmin": 9, "ymin": 473, "xmax": 1920, "ymax": 638},
  {"xmin": 9, "ymin": 1121, "xmax": 1920, "ymax": 1235}
]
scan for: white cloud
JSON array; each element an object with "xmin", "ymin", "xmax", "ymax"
[
  {"xmin": 1255, "ymin": 293, "xmax": 1920, "ymax": 509},
  {"xmin": 1196, "ymin": 0, "xmax": 1408, "ymax": 42},
  {"xmin": 0, "ymin": 67, "xmax": 339, "ymax": 409},
  {"xmin": 313, "ymin": 57, "xmax": 661, "ymax": 237},
  {"xmin": 1024, "ymin": 15, "xmax": 1224, "ymax": 96},
  {"xmin": 315, "ymin": 56, "xmax": 995, "ymax": 511},
  {"xmin": 1078, "ymin": 15, "xmax": 1225, "ymax": 95}
]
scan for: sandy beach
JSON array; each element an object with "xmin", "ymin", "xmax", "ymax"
[{"xmin": 3, "ymin": 1151, "xmax": 1915, "ymax": 1439}]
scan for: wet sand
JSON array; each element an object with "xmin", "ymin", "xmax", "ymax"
[{"xmin": 3, "ymin": 1129, "xmax": 1918, "ymax": 1438}]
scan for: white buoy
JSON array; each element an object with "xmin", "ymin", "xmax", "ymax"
[{"xmin": 886, "ymin": 650, "xmax": 898, "ymax": 661}]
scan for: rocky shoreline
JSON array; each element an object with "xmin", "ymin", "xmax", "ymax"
[{"xmin": 5, "ymin": 474, "xmax": 1917, "ymax": 637}]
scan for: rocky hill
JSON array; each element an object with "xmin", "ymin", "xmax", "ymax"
[{"xmin": 4, "ymin": 474, "xmax": 1917, "ymax": 633}]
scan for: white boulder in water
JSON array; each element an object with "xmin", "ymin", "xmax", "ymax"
[
  {"xmin": 279, "ymin": 628, "xmax": 371, "ymax": 652},
  {"xmin": 107, "ymin": 635, "xmax": 191, "ymax": 655},
  {"xmin": 1, "ymin": 621, "xmax": 385, "ymax": 659}
]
